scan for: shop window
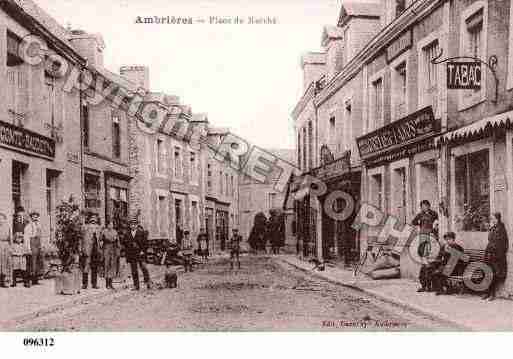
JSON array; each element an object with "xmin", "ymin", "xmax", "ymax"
[
  {"xmin": 392, "ymin": 166, "xmax": 408, "ymax": 223},
  {"xmin": 109, "ymin": 187, "xmax": 128, "ymax": 229},
  {"xmin": 112, "ymin": 113, "xmax": 121, "ymax": 158},
  {"xmin": 12, "ymin": 161, "xmax": 27, "ymax": 211},
  {"xmin": 370, "ymin": 173, "xmax": 383, "ymax": 210},
  {"xmin": 455, "ymin": 149, "xmax": 490, "ymax": 232}
]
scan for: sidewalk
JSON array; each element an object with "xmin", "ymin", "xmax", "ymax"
[
  {"xmin": 0, "ymin": 263, "xmax": 174, "ymax": 329},
  {"xmin": 277, "ymin": 255, "xmax": 513, "ymax": 331}
]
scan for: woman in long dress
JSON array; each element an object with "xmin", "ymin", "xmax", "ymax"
[
  {"xmin": 102, "ymin": 220, "xmax": 120, "ymax": 290},
  {"xmin": 0, "ymin": 212, "xmax": 12, "ymax": 287}
]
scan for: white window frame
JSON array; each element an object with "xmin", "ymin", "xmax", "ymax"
[
  {"xmin": 390, "ymin": 50, "xmax": 409, "ymax": 121},
  {"xmin": 155, "ymin": 137, "xmax": 167, "ymax": 178},
  {"xmin": 189, "ymin": 150, "xmax": 199, "ymax": 185},
  {"xmin": 368, "ymin": 68, "xmax": 386, "ymax": 133},
  {"xmin": 367, "ymin": 166, "xmax": 386, "ymax": 211},
  {"xmin": 458, "ymin": 1, "xmax": 487, "ymax": 111},
  {"xmin": 173, "ymin": 145, "xmax": 183, "ymax": 182},
  {"xmin": 417, "ymin": 31, "xmax": 443, "ymax": 117}
]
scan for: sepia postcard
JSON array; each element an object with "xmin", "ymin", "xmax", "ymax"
[{"xmin": 0, "ymin": 1, "xmax": 512, "ymax": 346}]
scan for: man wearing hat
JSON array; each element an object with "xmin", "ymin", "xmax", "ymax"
[
  {"xmin": 229, "ymin": 228, "xmax": 242, "ymax": 270},
  {"xmin": 25, "ymin": 211, "xmax": 43, "ymax": 285},
  {"xmin": 80, "ymin": 214, "xmax": 102, "ymax": 289},
  {"xmin": 432, "ymin": 232, "xmax": 465, "ymax": 295},
  {"xmin": 123, "ymin": 218, "xmax": 151, "ymax": 290}
]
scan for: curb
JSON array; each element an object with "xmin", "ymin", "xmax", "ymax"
[
  {"xmin": 275, "ymin": 256, "xmax": 473, "ymax": 331},
  {"xmin": 3, "ymin": 265, "xmax": 184, "ymax": 327}
]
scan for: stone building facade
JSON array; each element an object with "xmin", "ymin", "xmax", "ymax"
[
  {"xmin": 68, "ymin": 30, "xmax": 133, "ymax": 228},
  {"xmin": 291, "ymin": 0, "xmax": 513, "ymax": 296},
  {"xmin": 239, "ymin": 148, "xmax": 294, "ymax": 246},
  {"xmin": 0, "ymin": 0, "xmax": 85, "ymax": 247}
]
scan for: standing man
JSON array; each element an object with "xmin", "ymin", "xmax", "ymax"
[
  {"xmin": 123, "ymin": 219, "xmax": 151, "ymax": 290},
  {"xmin": 412, "ymin": 200, "xmax": 439, "ymax": 292},
  {"xmin": 229, "ymin": 228, "xmax": 242, "ymax": 270},
  {"xmin": 197, "ymin": 228, "xmax": 209, "ymax": 263},
  {"xmin": 182, "ymin": 230, "xmax": 193, "ymax": 272},
  {"xmin": 80, "ymin": 214, "xmax": 101, "ymax": 289},
  {"xmin": 25, "ymin": 211, "xmax": 43, "ymax": 285},
  {"xmin": 12, "ymin": 206, "xmax": 30, "ymax": 287}
]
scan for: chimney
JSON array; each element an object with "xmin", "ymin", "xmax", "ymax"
[
  {"xmin": 322, "ymin": 26, "xmax": 345, "ymax": 80},
  {"xmin": 68, "ymin": 29, "xmax": 105, "ymax": 67},
  {"xmin": 119, "ymin": 65, "xmax": 150, "ymax": 90},
  {"xmin": 301, "ymin": 52, "xmax": 326, "ymax": 92}
]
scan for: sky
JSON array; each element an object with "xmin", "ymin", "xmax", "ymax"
[{"xmin": 37, "ymin": 0, "xmax": 348, "ymax": 150}]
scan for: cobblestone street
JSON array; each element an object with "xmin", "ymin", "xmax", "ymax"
[{"xmin": 10, "ymin": 256, "xmax": 460, "ymax": 331}]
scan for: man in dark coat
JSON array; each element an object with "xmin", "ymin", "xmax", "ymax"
[
  {"xmin": 431, "ymin": 232, "xmax": 465, "ymax": 295},
  {"xmin": 123, "ymin": 219, "xmax": 151, "ymax": 290},
  {"xmin": 412, "ymin": 200, "xmax": 439, "ymax": 292},
  {"xmin": 483, "ymin": 212, "xmax": 509, "ymax": 300}
]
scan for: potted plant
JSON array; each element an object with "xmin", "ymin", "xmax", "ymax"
[{"xmin": 54, "ymin": 195, "xmax": 83, "ymax": 295}]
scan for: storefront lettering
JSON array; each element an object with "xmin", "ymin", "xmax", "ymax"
[
  {"xmin": 0, "ymin": 120, "xmax": 55, "ymax": 158},
  {"xmin": 386, "ymin": 30, "xmax": 412, "ymax": 63},
  {"xmin": 447, "ymin": 62, "xmax": 481, "ymax": 89},
  {"xmin": 356, "ymin": 106, "xmax": 438, "ymax": 159}
]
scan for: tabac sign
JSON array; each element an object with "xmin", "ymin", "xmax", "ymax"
[
  {"xmin": 356, "ymin": 106, "xmax": 439, "ymax": 160},
  {"xmin": 0, "ymin": 120, "xmax": 55, "ymax": 158},
  {"xmin": 447, "ymin": 62, "xmax": 481, "ymax": 89}
]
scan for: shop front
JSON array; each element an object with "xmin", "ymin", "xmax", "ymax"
[
  {"xmin": 104, "ymin": 171, "xmax": 131, "ymax": 231},
  {"xmin": 311, "ymin": 151, "xmax": 360, "ymax": 266},
  {"xmin": 357, "ymin": 106, "xmax": 441, "ymax": 279}
]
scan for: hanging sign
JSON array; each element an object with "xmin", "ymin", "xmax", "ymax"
[{"xmin": 446, "ymin": 62, "xmax": 481, "ymax": 89}]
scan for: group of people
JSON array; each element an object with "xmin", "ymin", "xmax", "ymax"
[
  {"xmin": 176, "ymin": 227, "xmax": 243, "ymax": 272},
  {"xmin": 248, "ymin": 210, "xmax": 285, "ymax": 255},
  {"xmin": 80, "ymin": 216, "xmax": 155, "ymax": 291},
  {"xmin": 0, "ymin": 207, "xmax": 43, "ymax": 288},
  {"xmin": 413, "ymin": 200, "xmax": 509, "ymax": 301}
]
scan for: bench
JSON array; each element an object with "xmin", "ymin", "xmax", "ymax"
[{"xmin": 446, "ymin": 249, "xmax": 486, "ymax": 293}]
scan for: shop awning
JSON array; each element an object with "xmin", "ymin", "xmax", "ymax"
[{"xmin": 436, "ymin": 110, "xmax": 513, "ymax": 145}]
